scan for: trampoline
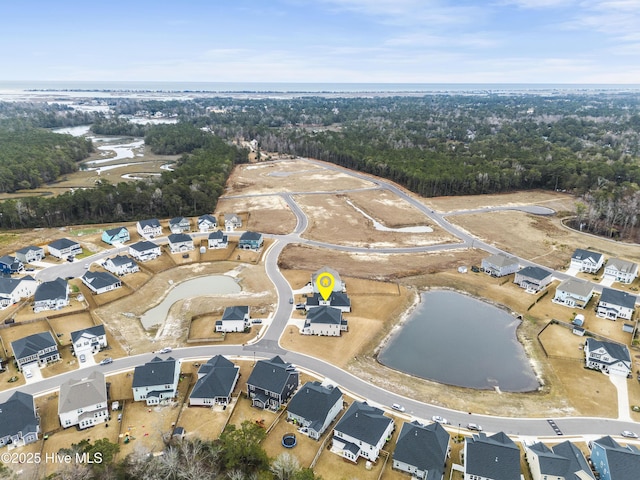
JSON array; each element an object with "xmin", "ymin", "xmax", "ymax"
[{"xmin": 282, "ymin": 433, "xmax": 297, "ymax": 448}]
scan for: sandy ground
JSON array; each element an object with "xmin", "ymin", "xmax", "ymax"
[
  {"xmin": 346, "ymin": 189, "xmax": 433, "ymax": 228},
  {"xmin": 215, "ymin": 195, "xmax": 297, "ymax": 235},
  {"xmin": 424, "ymin": 190, "xmax": 577, "ymax": 214}
]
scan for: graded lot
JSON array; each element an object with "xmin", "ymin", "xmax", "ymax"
[{"xmin": 215, "ymin": 195, "xmax": 297, "ymax": 235}]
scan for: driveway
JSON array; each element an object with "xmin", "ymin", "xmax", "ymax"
[
  {"xmin": 23, "ymin": 365, "xmax": 44, "ymax": 384},
  {"xmin": 609, "ymin": 374, "xmax": 632, "ymax": 421},
  {"xmin": 565, "ymin": 267, "xmax": 580, "ymax": 276},
  {"xmin": 599, "ymin": 277, "xmax": 615, "ymax": 287}
]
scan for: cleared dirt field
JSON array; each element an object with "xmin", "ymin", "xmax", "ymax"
[
  {"xmin": 425, "ymin": 190, "xmax": 577, "ymax": 214},
  {"xmin": 295, "ymin": 193, "xmax": 456, "ymax": 248},
  {"xmin": 215, "ymin": 195, "xmax": 297, "ymax": 235},
  {"xmin": 347, "ymin": 189, "xmax": 432, "ymax": 228}
]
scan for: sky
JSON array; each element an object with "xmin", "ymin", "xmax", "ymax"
[{"xmin": 1, "ymin": 0, "xmax": 639, "ymax": 84}]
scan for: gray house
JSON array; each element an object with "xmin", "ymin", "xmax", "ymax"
[
  {"xmin": 584, "ymin": 337, "xmax": 631, "ymax": 377},
  {"xmin": 303, "ymin": 306, "xmax": 347, "ymax": 336},
  {"xmin": 570, "ymin": 248, "xmax": 604, "ymax": 273},
  {"xmin": 136, "ymin": 218, "xmax": 162, "ymax": 238},
  {"xmin": 47, "ymin": 238, "xmax": 82, "ymax": 259},
  {"xmin": 246, "ymin": 356, "xmax": 299, "ymax": 410},
  {"xmin": 525, "ymin": 440, "xmax": 594, "ymax": 480},
  {"xmin": 58, "ymin": 371, "xmax": 108, "ymax": 429},
  {"xmin": 15, "ymin": 245, "xmax": 45, "ymax": 264},
  {"xmin": 287, "ymin": 381, "xmax": 343, "ymax": 440},
  {"xmin": 11, "ymin": 331, "xmax": 60, "ymax": 371},
  {"xmin": 0, "ymin": 391, "xmax": 40, "ymax": 448},
  {"xmin": 132, "ymin": 356, "xmax": 181, "ymax": 405},
  {"xmin": 224, "ymin": 213, "xmax": 242, "ymax": 231},
  {"xmin": 597, "ymin": 288, "xmax": 636, "ymax": 321},
  {"xmin": 604, "ymin": 258, "xmax": 638, "ymax": 284},
  {"xmin": 129, "ymin": 241, "xmax": 162, "ymax": 261},
  {"xmin": 216, "ymin": 306, "xmax": 250, "ymax": 333},
  {"xmin": 393, "ymin": 420, "xmax": 450, "ymax": 480},
  {"xmin": 189, "ymin": 355, "xmax": 240, "ymax": 407},
  {"xmin": 81, "ymin": 271, "xmax": 122, "ymax": 295},
  {"xmin": 33, "ymin": 277, "xmax": 69, "ymax": 313},
  {"xmin": 481, "ymin": 253, "xmax": 519, "ymax": 277},
  {"xmin": 197, "ymin": 214, "xmax": 218, "ymax": 232},
  {"xmin": 553, "ymin": 278, "xmax": 594, "ymax": 309},
  {"xmin": 169, "ymin": 216, "xmax": 191, "ymax": 234},
  {"xmin": 463, "ymin": 432, "xmax": 521, "ymax": 480},
  {"xmin": 208, "ymin": 230, "xmax": 228, "ymax": 249},
  {"xmin": 103, "ymin": 254, "xmax": 139, "ymax": 276},
  {"xmin": 514, "ymin": 266, "xmax": 553, "ymax": 292},
  {"xmin": 167, "ymin": 233, "xmax": 194, "ymax": 253}
]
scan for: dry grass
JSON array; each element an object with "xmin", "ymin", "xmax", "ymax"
[
  {"xmin": 347, "ymin": 189, "xmax": 432, "ymax": 228},
  {"xmin": 1, "ymin": 320, "xmax": 53, "ymax": 357},
  {"xmin": 424, "ymin": 190, "xmax": 577, "ymax": 213},
  {"xmin": 216, "ymin": 195, "xmax": 297, "ymax": 235},
  {"xmin": 48, "ymin": 312, "xmax": 96, "ymax": 346}
]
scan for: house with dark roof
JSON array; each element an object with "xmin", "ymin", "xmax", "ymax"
[
  {"xmin": 11, "ymin": 331, "xmax": 60, "ymax": 371},
  {"xmin": 332, "ymin": 401, "xmax": 394, "ymax": 462},
  {"xmin": 0, "ymin": 276, "xmax": 37, "ymax": 309},
  {"xmin": 59, "ymin": 371, "xmax": 108, "ymax": 429},
  {"xmin": 208, "ymin": 230, "xmax": 228, "ymax": 249},
  {"xmin": 197, "ymin": 214, "xmax": 218, "ymax": 232},
  {"xmin": 590, "ymin": 435, "xmax": 640, "ymax": 480},
  {"xmin": 47, "ymin": 238, "xmax": 82, "ymax": 259},
  {"xmin": 132, "ymin": 356, "xmax": 181, "ymax": 405},
  {"xmin": 215, "ymin": 306, "xmax": 250, "ymax": 333},
  {"xmin": 239, "ymin": 231, "xmax": 264, "ymax": 250},
  {"xmin": 514, "ymin": 266, "xmax": 553, "ymax": 292},
  {"xmin": 15, "ymin": 245, "xmax": 45, "ymax": 264},
  {"xmin": 393, "ymin": 420, "xmax": 450, "ymax": 480},
  {"xmin": 311, "ymin": 267, "xmax": 345, "ymax": 294},
  {"xmin": 136, "ymin": 218, "xmax": 162, "ymax": 238},
  {"xmin": 464, "ymin": 432, "xmax": 521, "ymax": 480},
  {"xmin": 0, "ymin": 391, "xmax": 40, "ymax": 448},
  {"xmin": 169, "ymin": 216, "xmax": 191, "ymax": 234},
  {"xmin": 553, "ymin": 278, "xmax": 594, "ymax": 309},
  {"xmin": 71, "ymin": 325, "xmax": 107, "ymax": 357},
  {"xmin": 305, "ymin": 291, "xmax": 352, "ymax": 312},
  {"xmin": 103, "ymin": 255, "xmax": 139, "ymax": 276},
  {"xmin": 604, "ymin": 258, "xmax": 638, "ymax": 285},
  {"xmin": 189, "ymin": 355, "xmax": 240, "ymax": 407},
  {"xmin": 597, "ymin": 288, "xmax": 636, "ymax": 321},
  {"xmin": 246, "ymin": 356, "xmax": 299, "ymax": 410},
  {"xmin": 0, "ymin": 255, "xmax": 24, "ymax": 275},
  {"xmin": 287, "ymin": 381, "xmax": 343, "ymax": 440},
  {"xmin": 168, "ymin": 233, "xmax": 194, "ymax": 253},
  {"xmin": 525, "ymin": 440, "xmax": 594, "ymax": 480},
  {"xmin": 101, "ymin": 226, "xmax": 130, "ymax": 245},
  {"xmin": 584, "ymin": 337, "xmax": 631, "ymax": 377},
  {"xmin": 303, "ymin": 306, "xmax": 347, "ymax": 336},
  {"xmin": 224, "ymin": 213, "xmax": 242, "ymax": 231},
  {"xmin": 570, "ymin": 248, "xmax": 604, "ymax": 273},
  {"xmin": 129, "ymin": 240, "xmax": 162, "ymax": 261},
  {"xmin": 81, "ymin": 271, "xmax": 122, "ymax": 295},
  {"xmin": 33, "ymin": 277, "xmax": 69, "ymax": 313},
  {"xmin": 481, "ymin": 253, "xmax": 519, "ymax": 277}
]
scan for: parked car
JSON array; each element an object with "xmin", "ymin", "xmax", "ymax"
[
  {"xmin": 159, "ymin": 347, "xmax": 172, "ymax": 354},
  {"xmin": 67, "ymin": 256, "xmax": 75, "ymax": 262},
  {"xmin": 99, "ymin": 357, "xmax": 113, "ymax": 365},
  {"xmin": 467, "ymin": 423, "xmax": 483, "ymax": 431},
  {"xmin": 621, "ymin": 430, "xmax": 638, "ymax": 438},
  {"xmin": 289, "ymin": 298, "xmax": 294, "ymax": 304},
  {"xmin": 295, "ymin": 303, "xmax": 306, "ymax": 310},
  {"xmin": 79, "ymin": 354, "xmax": 86, "ymax": 363},
  {"xmin": 391, "ymin": 403, "xmax": 405, "ymax": 412},
  {"xmin": 24, "ymin": 369, "xmax": 33, "ymax": 379},
  {"xmin": 432, "ymin": 415, "xmax": 449, "ymax": 425}
]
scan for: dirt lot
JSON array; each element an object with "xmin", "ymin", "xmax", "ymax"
[
  {"xmin": 347, "ymin": 189, "xmax": 433, "ymax": 228},
  {"xmin": 215, "ymin": 195, "xmax": 297, "ymax": 235}
]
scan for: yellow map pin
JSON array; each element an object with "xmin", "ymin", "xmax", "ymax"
[{"xmin": 316, "ymin": 272, "xmax": 335, "ymax": 301}]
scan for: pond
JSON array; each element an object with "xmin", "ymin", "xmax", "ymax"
[
  {"xmin": 140, "ymin": 275, "xmax": 241, "ymax": 328},
  {"xmin": 378, "ymin": 290, "xmax": 539, "ymax": 392}
]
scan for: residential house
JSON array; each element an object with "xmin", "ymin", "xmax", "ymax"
[
  {"xmin": 33, "ymin": 277, "xmax": 69, "ymax": 313},
  {"xmin": 287, "ymin": 381, "xmax": 343, "ymax": 440},
  {"xmin": 189, "ymin": 355, "xmax": 240, "ymax": 407},
  {"xmin": 553, "ymin": 278, "xmax": 594, "ymax": 309},
  {"xmin": 246, "ymin": 356, "xmax": 299, "ymax": 410},
  {"xmin": 481, "ymin": 252, "xmax": 519, "ymax": 277},
  {"xmin": 58, "ymin": 371, "xmax": 108, "ymax": 429},
  {"xmin": 514, "ymin": 266, "xmax": 553, "ymax": 292},
  {"xmin": 215, "ymin": 306, "xmax": 250, "ymax": 333},
  {"xmin": 305, "ymin": 291, "xmax": 351, "ymax": 312},
  {"xmin": 603, "ymin": 258, "xmax": 638, "ymax": 285},
  {"xmin": 525, "ymin": 440, "xmax": 594, "ymax": 480},
  {"xmin": 303, "ymin": 306, "xmax": 347, "ymax": 336},
  {"xmin": 208, "ymin": 230, "xmax": 228, "ymax": 249},
  {"xmin": 101, "ymin": 226, "xmax": 130, "ymax": 245},
  {"xmin": 169, "ymin": 216, "xmax": 191, "ymax": 234},
  {"xmin": 570, "ymin": 248, "xmax": 604, "ymax": 273},
  {"xmin": 597, "ymin": 288, "xmax": 637, "ymax": 320},
  {"xmin": 311, "ymin": 267, "xmax": 345, "ymax": 294},
  {"xmin": 0, "ymin": 276, "xmax": 38, "ymax": 309},
  {"xmin": 463, "ymin": 432, "xmax": 521, "ymax": 480},
  {"xmin": 393, "ymin": 420, "xmax": 450, "ymax": 480},
  {"xmin": 11, "ymin": 331, "xmax": 60, "ymax": 371},
  {"xmin": 136, "ymin": 218, "xmax": 162, "ymax": 238},
  {"xmin": 224, "ymin": 213, "xmax": 242, "ymax": 231},
  {"xmin": 167, "ymin": 233, "xmax": 194, "ymax": 253},
  {"xmin": 103, "ymin": 255, "xmax": 139, "ymax": 276},
  {"xmin": 238, "ymin": 231, "xmax": 264, "ymax": 250},
  {"xmin": 590, "ymin": 436, "xmax": 640, "ymax": 480},
  {"xmin": 197, "ymin": 214, "xmax": 218, "ymax": 232},
  {"xmin": 132, "ymin": 356, "xmax": 181, "ymax": 405},
  {"xmin": 47, "ymin": 238, "xmax": 82, "ymax": 259},
  {"xmin": 584, "ymin": 337, "xmax": 631, "ymax": 377},
  {"xmin": 332, "ymin": 401, "xmax": 394, "ymax": 462},
  {"xmin": 15, "ymin": 245, "xmax": 45, "ymax": 264},
  {"xmin": 0, "ymin": 391, "xmax": 40, "ymax": 448},
  {"xmin": 81, "ymin": 271, "xmax": 122, "ymax": 295},
  {"xmin": 71, "ymin": 325, "xmax": 107, "ymax": 357},
  {"xmin": 0, "ymin": 255, "xmax": 24, "ymax": 275},
  {"xmin": 129, "ymin": 240, "xmax": 162, "ymax": 261}
]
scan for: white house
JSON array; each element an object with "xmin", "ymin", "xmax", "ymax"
[
  {"xmin": 81, "ymin": 271, "xmax": 122, "ymax": 295},
  {"xmin": 603, "ymin": 258, "xmax": 638, "ymax": 284},
  {"xmin": 215, "ymin": 306, "xmax": 250, "ymax": 333},
  {"xmin": 208, "ymin": 230, "xmax": 228, "ymax": 249},
  {"xmin": 58, "ymin": 371, "xmax": 108, "ymax": 430},
  {"xmin": 167, "ymin": 233, "xmax": 194, "ymax": 253},
  {"xmin": 71, "ymin": 325, "xmax": 108, "ymax": 357},
  {"xmin": 584, "ymin": 337, "xmax": 631, "ymax": 377},
  {"xmin": 224, "ymin": 213, "xmax": 242, "ymax": 231},
  {"xmin": 47, "ymin": 238, "xmax": 82, "ymax": 259},
  {"xmin": 597, "ymin": 288, "xmax": 637, "ymax": 321},
  {"xmin": 0, "ymin": 392, "xmax": 40, "ymax": 449},
  {"xmin": 15, "ymin": 245, "xmax": 45, "ymax": 264},
  {"xmin": 132, "ymin": 356, "xmax": 181, "ymax": 405},
  {"xmin": 33, "ymin": 277, "xmax": 69, "ymax": 313},
  {"xmin": 189, "ymin": 355, "xmax": 240, "ymax": 407},
  {"xmin": 553, "ymin": 278, "xmax": 594, "ymax": 309},
  {"xmin": 514, "ymin": 266, "xmax": 553, "ymax": 292},
  {"xmin": 197, "ymin": 214, "xmax": 218, "ymax": 232},
  {"xmin": 332, "ymin": 401, "xmax": 394, "ymax": 462},
  {"xmin": 11, "ymin": 331, "xmax": 60, "ymax": 371},
  {"xmin": 129, "ymin": 241, "xmax": 162, "ymax": 262},
  {"xmin": 136, "ymin": 219, "xmax": 162, "ymax": 238},
  {"xmin": 169, "ymin": 216, "xmax": 191, "ymax": 234},
  {"xmin": 570, "ymin": 248, "xmax": 604, "ymax": 273},
  {"xmin": 303, "ymin": 306, "xmax": 347, "ymax": 336},
  {"xmin": 103, "ymin": 255, "xmax": 139, "ymax": 276},
  {"xmin": 481, "ymin": 252, "xmax": 519, "ymax": 277},
  {"xmin": 0, "ymin": 276, "xmax": 38, "ymax": 309}
]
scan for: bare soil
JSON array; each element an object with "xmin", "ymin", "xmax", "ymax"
[
  {"xmin": 347, "ymin": 189, "xmax": 433, "ymax": 227},
  {"xmin": 424, "ymin": 190, "xmax": 577, "ymax": 213},
  {"xmin": 215, "ymin": 195, "xmax": 297, "ymax": 235}
]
